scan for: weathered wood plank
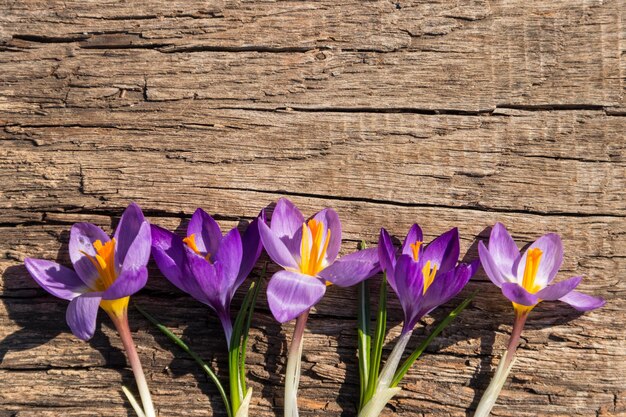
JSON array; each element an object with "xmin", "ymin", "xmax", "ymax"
[
  {"xmin": 1, "ymin": 0, "xmax": 623, "ymax": 111},
  {"xmin": 2, "ymin": 109, "xmax": 625, "ymax": 215}
]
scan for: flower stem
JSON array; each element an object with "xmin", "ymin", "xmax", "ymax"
[
  {"xmin": 376, "ymin": 330, "xmax": 412, "ymax": 394},
  {"xmin": 110, "ymin": 312, "xmax": 156, "ymax": 417},
  {"xmin": 284, "ymin": 309, "xmax": 310, "ymax": 417},
  {"xmin": 474, "ymin": 310, "xmax": 528, "ymax": 417}
]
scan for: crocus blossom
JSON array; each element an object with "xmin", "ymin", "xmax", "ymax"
[
  {"xmin": 379, "ymin": 224, "xmax": 479, "ymax": 334},
  {"xmin": 150, "ymin": 208, "xmax": 264, "ymax": 345},
  {"xmin": 24, "ymin": 203, "xmax": 155, "ymax": 417},
  {"xmin": 474, "ymin": 222, "xmax": 605, "ymax": 417},
  {"xmin": 258, "ymin": 198, "xmax": 380, "ymax": 323},
  {"xmin": 478, "ymin": 222, "xmax": 605, "ymax": 314},
  {"xmin": 259, "ymin": 198, "xmax": 380, "ymax": 417},
  {"xmin": 358, "ymin": 225, "xmax": 478, "ymax": 417}
]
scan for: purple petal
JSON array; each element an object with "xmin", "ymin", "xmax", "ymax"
[
  {"xmin": 113, "ymin": 202, "xmax": 147, "ymax": 270},
  {"xmin": 318, "ymin": 248, "xmax": 380, "ymax": 287},
  {"xmin": 487, "ymin": 223, "xmax": 520, "ymax": 280},
  {"xmin": 266, "ymin": 270, "xmax": 326, "ymax": 323},
  {"xmin": 150, "ymin": 225, "xmax": 188, "ymax": 292},
  {"xmin": 187, "ymin": 208, "xmax": 222, "ymax": 257},
  {"xmin": 236, "ymin": 212, "xmax": 265, "ymax": 288},
  {"xmin": 536, "ymin": 276, "xmax": 582, "ymax": 301},
  {"xmin": 516, "ymin": 233, "xmax": 563, "ymax": 287},
  {"xmin": 393, "ymin": 255, "xmax": 424, "ymax": 331},
  {"xmin": 187, "ymin": 249, "xmax": 228, "ymax": 310},
  {"xmin": 214, "ymin": 227, "xmax": 243, "ymax": 289},
  {"xmin": 24, "ymin": 258, "xmax": 87, "ymax": 300},
  {"xmin": 270, "ymin": 198, "xmax": 305, "ymax": 255},
  {"xmin": 478, "ymin": 241, "xmax": 510, "ymax": 287},
  {"xmin": 120, "ymin": 221, "xmax": 151, "ymax": 273},
  {"xmin": 401, "ymin": 224, "xmax": 423, "ymax": 257},
  {"xmin": 423, "ymin": 228, "xmax": 460, "ymax": 274},
  {"xmin": 258, "ymin": 219, "xmax": 298, "ymax": 269},
  {"xmin": 417, "ymin": 261, "xmax": 477, "ymax": 318},
  {"xmin": 559, "ymin": 290, "xmax": 606, "ymax": 311},
  {"xmin": 378, "ymin": 228, "xmax": 397, "ymax": 291},
  {"xmin": 69, "ymin": 222, "xmax": 110, "ymax": 288},
  {"xmin": 312, "ymin": 208, "xmax": 342, "ymax": 264},
  {"xmin": 501, "ymin": 282, "xmax": 539, "ymax": 306},
  {"xmin": 66, "ymin": 292, "xmax": 102, "ymax": 340},
  {"xmin": 102, "ymin": 266, "xmax": 148, "ymax": 300}
]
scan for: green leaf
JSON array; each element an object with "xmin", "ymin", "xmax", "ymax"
[
  {"xmin": 239, "ymin": 265, "xmax": 265, "ymax": 396},
  {"xmin": 135, "ymin": 304, "xmax": 233, "ymax": 417},
  {"xmin": 357, "ymin": 241, "xmax": 372, "ymax": 409},
  {"xmin": 390, "ymin": 292, "xmax": 475, "ymax": 387},
  {"xmin": 363, "ymin": 272, "xmax": 388, "ymax": 406}
]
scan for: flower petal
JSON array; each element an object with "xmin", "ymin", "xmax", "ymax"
[
  {"xmin": 69, "ymin": 222, "xmax": 110, "ymax": 287},
  {"xmin": 102, "ymin": 266, "xmax": 148, "ymax": 300},
  {"xmin": 312, "ymin": 208, "xmax": 342, "ymax": 264},
  {"xmin": 516, "ymin": 233, "xmax": 563, "ymax": 287},
  {"xmin": 113, "ymin": 202, "xmax": 147, "ymax": 270},
  {"xmin": 478, "ymin": 241, "xmax": 510, "ymax": 287},
  {"xmin": 536, "ymin": 276, "xmax": 582, "ymax": 301},
  {"xmin": 266, "ymin": 270, "xmax": 326, "ymax": 323},
  {"xmin": 401, "ymin": 224, "xmax": 423, "ymax": 257},
  {"xmin": 501, "ymin": 282, "xmax": 539, "ymax": 306},
  {"xmin": 25, "ymin": 258, "xmax": 87, "ymax": 300},
  {"xmin": 487, "ymin": 223, "xmax": 520, "ymax": 280},
  {"xmin": 378, "ymin": 228, "xmax": 397, "ymax": 290},
  {"xmin": 559, "ymin": 290, "xmax": 606, "ymax": 311},
  {"xmin": 187, "ymin": 249, "xmax": 228, "ymax": 310},
  {"xmin": 418, "ymin": 261, "xmax": 477, "ymax": 319},
  {"xmin": 318, "ymin": 248, "xmax": 380, "ymax": 287},
  {"xmin": 393, "ymin": 254, "xmax": 424, "ymax": 331},
  {"xmin": 214, "ymin": 227, "xmax": 243, "ymax": 289},
  {"xmin": 423, "ymin": 228, "xmax": 460, "ymax": 274},
  {"xmin": 120, "ymin": 221, "xmax": 151, "ymax": 273},
  {"xmin": 258, "ymin": 219, "xmax": 299, "ymax": 269},
  {"xmin": 236, "ymin": 212, "xmax": 265, "ymax": 288},
  {"xmin": 270, "ymin": 198, "xmax": 304, "ymax": 256},
  {"xmin": 150, "ymin": 225, "xmax": 188, "ymax": 292},
  {"xmin": 187, "ymin": 208, "xmax": 222, "ymax": 257},
  {"xmin": 66, "ymin": 292, "xmax": 102, "ymax": 340}
]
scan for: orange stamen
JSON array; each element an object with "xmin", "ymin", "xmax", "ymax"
[
  {"xmin": 410, "ymin": 241, "xmax": 423, "ymax": 261},
  {"xmin": 521, "ymin": 248, "xmax": 543, "ymax": 294},
  {"xmin": 299, "ymin": 219, "xmax": 331, "ymax": 276},
  {"xmin": 422, "ymin": 261, "xmax": 438, "ymax": 294},
  {"xmin": 183, "ymin": 234, "xmax": 211, "ymax": 261}
]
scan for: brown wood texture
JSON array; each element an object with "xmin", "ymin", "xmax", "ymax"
[{"xmin": 1, "ymin": 1, "xmax": 625, "ymax": 416}]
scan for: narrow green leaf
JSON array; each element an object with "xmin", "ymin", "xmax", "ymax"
[
  {"xmin": 390, "ymin": 292, "xmax": 475, "ymax": 387},
  {"xmin": 135, "ymin": 304, "xmax": 232, "ymax": 417},
  {"xmin": 239, "ymin": 265, "xmax": 266, "ymax": 396},
  {"xmin": 363, "ymin": 272, "xmax": 388, "ymax": 406},
  {"xmin": 357, "ymin": 279, "xmax": 371, "ymax": 409}
]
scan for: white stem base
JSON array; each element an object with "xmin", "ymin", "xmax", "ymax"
[
  {"xmin": 358, "ymin": 387, "xmax": 402, "ymax": 417},
  {"xmin": 235, "ymin": 388, "xmax": 253, "ymax": 417},
  {"xmin": 474, "ymin": 350, "xmax": 516, "ymax": 417}
]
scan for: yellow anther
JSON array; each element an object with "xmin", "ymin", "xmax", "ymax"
[
  {"xmin": 410, "ymin": 241, "xmax": 423, "ymax": 261},
  {"xmin": 299, "ymin": 219, "xmax": 331, "ymax": 276},
  {"xmin": 422, "ymin": 261, "xmax": 438, "ymax": 294},
  {"xmin": 521, "ymin": 248, "xmax": 543, "ymax": 294}
]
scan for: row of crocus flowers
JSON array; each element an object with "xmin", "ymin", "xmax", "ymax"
[{"xmin": 24, "ymin": 200, "xmax": 605, "ymax": 417}]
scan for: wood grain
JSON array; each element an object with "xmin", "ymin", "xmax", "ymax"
[{"xmin": 1, "ymin": 0, "xmax": 624, "ymax": 416}]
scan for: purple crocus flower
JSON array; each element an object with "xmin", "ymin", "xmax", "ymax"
[
  {"xmin": 25, "ymin": 202, "xmax": 151, "ymax": 340},
  {"xmin": 258, "ymin": 198, "xmax": 380, "ymax": 323},
  {"xmin": 378, "ymin": 224, "xmax": 479, "ymax": 334},
  {"xmin": 24, "ymin": 203, "xmax": 156, "ymax": 417},
  {"xmin": 478, "ymin": 222, "xmax": 606, "ymax": 314},
  {"xmin": 473, "ymin": 222, "xmax": 605, "ymax": 417},
  {"xmin": 150, "ymin": 208, "xmax": 263, "ymax": 344}
]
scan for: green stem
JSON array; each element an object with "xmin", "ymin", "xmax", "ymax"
[
  {"xmin": 363, "ymin": 273, "xmax": 388, "ymax": 406},
  {"xmin": 390, "ymin": 293, "xmax": 475, "ymax": 387},
  {"xmin": 357, "ymin": 279, "xmax": 371, "ymax": 409},
  {"xmin": 135, "ymin": 304, "xmax": 232, "ymax": 417},
  {"xmin": 239, "ymin": 268, "xmax": 265, "ymax": 394}
]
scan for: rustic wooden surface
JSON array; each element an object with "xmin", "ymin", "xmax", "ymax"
[{"xmin": 1, "ymin": 1, "xmax": 624, "ymax": 416}]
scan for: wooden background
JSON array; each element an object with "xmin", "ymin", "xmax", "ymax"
[{"xmin": 1, "ymin": 1, "xmax": 624, "ymax": 416}]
